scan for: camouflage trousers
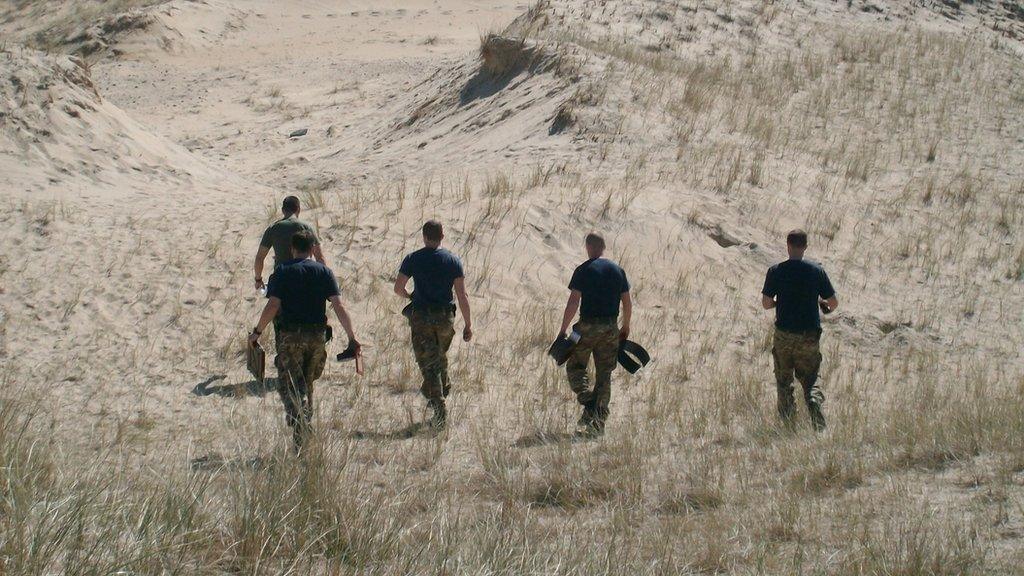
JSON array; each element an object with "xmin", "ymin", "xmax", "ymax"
[
  {"xmin": 275, "ymin": 327, "xmax": 327, "ymax": 448},
  {"xmin": 772, "ymin": 328, "xmax": 825, "ymax": 430},
  {"xmin": 566, "ymin": 321, "xmax": 620, "ymax": 424},
  {"xmin": 408, "ymin": 308, "xmax": 456, "ymax": 404}
]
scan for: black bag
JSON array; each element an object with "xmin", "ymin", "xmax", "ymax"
[
  {"xmin": 617, "ymin": 340, "xmax": 651, "ymax": 374},
  {"xmin": 246, "ymin": 340, "xmax": 266, "ymax": 383},
  {"xmin": 548, "ymin": 336, "xmax": 576, "ymax": 366}
]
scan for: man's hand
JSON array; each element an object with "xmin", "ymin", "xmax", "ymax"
[
  {"xmin": 463, "ymin": 325, "xmax": 473, "ymax": 342},
  {"xmin": 819, "ymin": 300, "xmax": 832, "ymax": 315},
  {"xmin": 337, "ymin": 339, "xmax": 361, "ymax": 360},
  {"xmin": 255, "ymin": 278, "xmax": 265, "ymax": 291},
  {"xmin": 619, "ymin": 325, "xmax": 630, "ymax": 342},
  {"xmin": 248, "ymin": 330, "xmax": 260, "ymax": 347}
]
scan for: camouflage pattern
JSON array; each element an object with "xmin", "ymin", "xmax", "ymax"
[
  {"xmin": 274, "ymin": 327, "xmax": 327, "ymax": 448},
  {"xmin": 772, "ymin": 328, "xmax": 825, "ymax": 430},
  {"xmin": 566, "ymin": 321, "xmax": 620, "ymax": 429},
  {"xmin": 408, "ymin": 308, "xmax": 456, "ymax": 404}
]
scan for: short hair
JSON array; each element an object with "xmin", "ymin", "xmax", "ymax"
[
  {"xmin": 291, "ymin": 229, "xmax": 315, "ymax": 253},
  {"xmin": 422, "ymin": 220, "xmax": 444, "ymax": 242},
  {"xmin": 585, "ymin": 232, "xmax": 605, "ymax": 250},
  {"xmin": 786, "ymin": 229, "xmax": 808, "ymax": 248},
  {"xmin": 282, "ymin": 196, "xmax": 300, "ymax": 214}
]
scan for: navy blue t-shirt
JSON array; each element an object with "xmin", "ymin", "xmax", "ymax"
[
  {"xmin": 399, "ymin": 247, "xmax": 465, "ymax": 307},
  {"xmin": 568, "ymin": 258, "xmax": 630, "ymax": 319},
  {"xmin": 761, "ymin": 259, "xmax": 835, "ymax": 332},
  {"xmin": 266, "ymin": 259, "xmax": 341, "ymax": 325}
]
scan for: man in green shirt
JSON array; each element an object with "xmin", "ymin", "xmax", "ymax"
[{"xmin": 254, "ymin": 196, "xmax": 326, "ymax": 291}]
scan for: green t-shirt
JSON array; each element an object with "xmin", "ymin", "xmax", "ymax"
[{"xmin": 260, "ymin": 216, "xmax": 319, "ymax": 265}]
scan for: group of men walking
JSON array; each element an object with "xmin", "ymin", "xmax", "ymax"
[{"xmin": 249, "ymin": 196, "xmax": 839, "ymax": 450}]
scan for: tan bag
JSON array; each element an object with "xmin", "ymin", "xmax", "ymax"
[{"xmin": 247, "ymin": 340, "xmax": 266, "ymax": 383}]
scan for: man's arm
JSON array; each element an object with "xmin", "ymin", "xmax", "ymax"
[
  {"xmin": 559, "ymin": 290, "xmax": 582, "ymax": 337},
  {"xmin": 454, "ymin": 277, "xmax": 472, "ymax": 341},
  {"xmin": 761, "ymin": 267, "xmax": 777, "ymax": 310},
  {"xmin": 248, "ymin": 297, "xmax": 281, "ymax": 345},
  {"xmin": 254, "ymin": 245, "xmax": 271, "ymax": 290},
  {"xmin": 819, "ymin": 269, "xmax": 838, "ymax": 314},
  {"xmin": 312, "ymin": 244, "xmax": 327, "ymax": 265},
  {"xmin": 619, "ymin": 291, "xmax": 632, "ymax": 341},
  {"xmin": 820, "ymin": 295, "xmax": 839, "ymax": 314},
  {"xmin": 394, "ymin": 274, "xmax": 413, "ymax": 300},
  {"xmin": 329, "ymin": 295, "xmax": 359, "ymax": 346}
]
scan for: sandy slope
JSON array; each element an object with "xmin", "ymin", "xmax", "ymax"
[
  {"xmin": 2, "ymin": 0, "xmax": 1022, "ymax": 476},
  {"xmin": 0, "ymin": 0, "xmax": 532, "ymax": 455},
  {"xmin": 1, "ymin": 0, "xmax": 1024, "ymax": 571}
]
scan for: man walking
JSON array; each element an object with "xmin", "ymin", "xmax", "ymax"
[
  {"xmin": 394, "ymin": 220, "xmax": 472, "ymax": 429},
  {"xmin": 761, "ymin": 229, "xmax": 838, "ymax": 431},
  {"xmin": 254, "ymin": 195, "xmax": 326, "ymax": 292},
  {"xmin": 557, "ymin": 232, "xmax": 632, "ymax": 437},
  {"xmin": 249, "ymin": 230, "xmax": 359, "ymax": 450}
]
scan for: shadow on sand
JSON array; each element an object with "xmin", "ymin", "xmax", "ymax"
[
  {"xmin": 513, "ymin": 430, "xmax": 593, "ymax": 448},
  {"xmin": 190, "ymin": 453, "xmax": 272, "ymax": 472},
  {"xmin": 191, "ymin": 374, "xmax": 278, "ymax": 398},
  {"xmin": 348, "ymin": 421, "xmax": 438, "ymax": 441}
]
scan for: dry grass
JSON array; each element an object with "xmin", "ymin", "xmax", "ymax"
[
  {"xmin": 2, "ymin": 0, "xmax": 1024, "ymax": 573},
  {"xmin": 0, "ymin": 0, "xmax": 164, "ymax": 54},
  {"xmin": 3, "ymin": 339, "xmax": 1022, "ymax": 573},
  {"xmin": 4, "ymin": 159, "xmax": 1024, "ymax": 572}
]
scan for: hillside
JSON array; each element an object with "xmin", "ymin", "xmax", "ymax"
[{"xmin": 1, "ymin": 0, "xmax": 1023, "ymax": 574}]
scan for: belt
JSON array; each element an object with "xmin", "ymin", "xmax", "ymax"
[
  {"xmin": 276, "ymin": 322, "xmax": 327, "ymax": 333},
  {"xmin": 411, "ymin": 303, "xmax": 455, "ymax": 314},
  {"xmin": 580, "ymin": 316, "xmax": 618, "ymax": 326},
  {"xmin": 776, "ymin": 326, "xmax": 821, "ymax": 336}
]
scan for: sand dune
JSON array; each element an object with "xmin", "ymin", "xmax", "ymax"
[
  {"xmin": 1, "ymin": 0, "xmax": 1023, "ymax": 572},
  {"xmin": 0, "ymin": 49, "xmax": 226, "ymax": 196}
]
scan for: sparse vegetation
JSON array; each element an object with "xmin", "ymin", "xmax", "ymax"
[
  {"xmin": 1, "ymin": 0, "xmax": 165, "ymax": 55},
  {"xmin": 2, "ymin": 0, "xmax": 1024, "ymax": 573}
]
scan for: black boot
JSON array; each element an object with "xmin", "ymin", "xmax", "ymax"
[
  {"xmin": 591, "ymin": 405, "xmax": 608, "ymax": 436},
  {"xmin": 429, "ymin": 400, "xmax": 447, "ymax": 430},
  {"xmin": 808, "ymin": 404, "xmax": 826, "ymax": 432},
  {"xmin": 575, "ymin": 400, "xmax": 603, "ymax": 437}
]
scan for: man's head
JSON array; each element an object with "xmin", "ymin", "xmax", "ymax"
[
  {"xmin": 282, "ymin": 196, "xmax": 301, "ymax": 217},
  {"xmin": 585, "ymin": 232, "xmax": 605, "ymax": 259},
  {"xmin": 422, "ymin": 220, "xmax": 444, "ymax": 247},
  {"xmin": 786, "ymin": 229, "xmax": 808, "ymax": 259},
  {"xmin": 291, "ymin": 229, "xmax": 315, "ymax": 258}
]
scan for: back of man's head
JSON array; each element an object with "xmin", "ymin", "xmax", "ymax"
[
  {"xmin": 782, "ymin": 227, "xmax": 806, "ymax": 248},
  {"xmin": 291, "ymin": 229, "xmax": 314, "ymax": 255},
  {"xmin": 782, "ymin": 228, "xmax": 806, "ymax": 258},
  {"xmin": 423, "ymin": 220, "xmax": 444, "ymax": 245},
  {"xmin": 283, "ymin": 196, "xmax": 301, "ymax": 216},
  {"xmin": 585, "ymin": 232, "xmax": 605, "ymax": 257}
]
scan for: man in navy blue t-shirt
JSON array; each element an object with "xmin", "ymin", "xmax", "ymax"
[
  {"xmin": 761, "ymin": 229, "xmax": 838, "ymax": 431},
  {"xmin": 557, "ymin": 232, "xmax": 632, "ymax": 436},
  {"xmin": 249, "ymin": 230, "xmax": 360, "ymax": 450},
  {"xmin": 394, "ymin": 220, "xmax": 472, "ymax": 429}
]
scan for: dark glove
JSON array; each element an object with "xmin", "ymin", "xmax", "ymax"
[{"xmin": 337, "ymin": 340, "xmax": 360, "ymax": 361}]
